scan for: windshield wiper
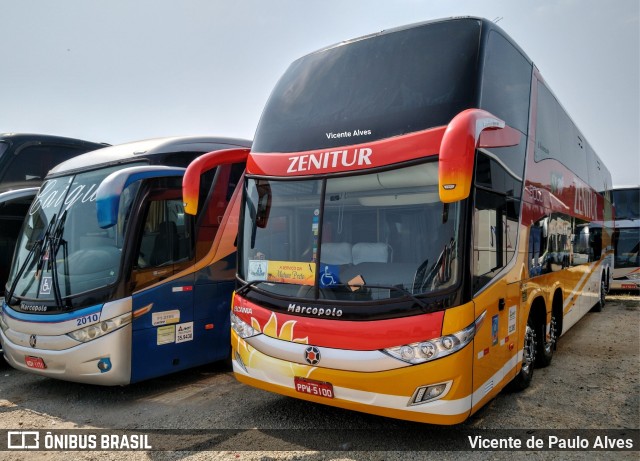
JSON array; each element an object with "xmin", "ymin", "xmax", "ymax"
[
  {"xmin": 236, "ymin": 279, "xmax": 264, "ymax": 297},
  {"xmin": 5, "ymin": 213, "xmax": 57, "ymax": 306},
  {"xmin": 327, "ymin": 282, "xmax": 432, "ymax": 312},
  {"xmin": 236, "ymin": 279, "xmax": 305, "ymax": 297},
  {"xmin": 48, "ymin": 209, "xmax": 69, "ymax": 308}
]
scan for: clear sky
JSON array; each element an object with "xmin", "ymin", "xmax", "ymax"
[{"xmin": 1, "ymin": 0, "xmax": 638, "ymax": 186}]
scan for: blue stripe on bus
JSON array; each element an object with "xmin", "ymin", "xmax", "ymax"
[{"xmin": 2, "ymin": 303, "xmax": 103, "ymax": 323}]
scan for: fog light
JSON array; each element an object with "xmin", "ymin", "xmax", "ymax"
[
  {"xmin": 409, "ymin": 381, "xmax": 451, "ymax": 406},
  {"xmin": 97, "ymin": 358, "xmax": 112, "ymax": 373}
]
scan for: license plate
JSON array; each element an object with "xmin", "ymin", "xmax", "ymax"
[
  {"xmin": 622, "ymin": 284, "xmax": 638, "ymax": 289},
  {"xmin": 25, "ymin": 356, "xmax": 46, "ymax": 369},
  {"xmin": 294, "ymin": 376, "xmax": 334, "ymax": 399}
]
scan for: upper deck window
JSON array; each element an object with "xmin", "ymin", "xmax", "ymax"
[{"xmin": 253, "ymin": 19, "xmax": 481, "ymax": 153}]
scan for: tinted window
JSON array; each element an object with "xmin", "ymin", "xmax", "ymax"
[
  {"xmin": 475, "ymin": 142, "xmax": 526, "ymax": 199},
  {"xmin": 138, "ymin": 199, "xmax": 190, "ymax": 269},
  {"xmin": 613, "ymin": 188, "xmax": 640, "ymax": 220},
  {"xmin": 0, "ymin": 142, "xmax": 8, "ymax": 166},
  {"xmin": 480, "ymin": 31, "xmax": 532, "ymax": 134},
  {"xmin": 2, "ymin": 145, "xmax": 88, "ymax": 184},
  {"xmin": 535, "ymin": 83, "xmax": 589, "ymax": 182},
  {"xmin": 473, "ymin": 188, "xmax": 518, "ymax": 292},
  {"xmin": 253, "ymin": 19, "xmax": 481, "ymax": 153}
]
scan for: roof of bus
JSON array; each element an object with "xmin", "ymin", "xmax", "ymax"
[
  {"xmin": 303, "ymin": 16, "xmax": 533, "ymax": 67},
  {"xmin": 0, "ymin": 133, "xmax": 108, "ymax": 149},
  {"xmin": 48, "ymin": 136, "xmax": 252, "ymax": 176}
]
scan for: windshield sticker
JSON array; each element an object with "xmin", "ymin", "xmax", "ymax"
[
  {"xmin": 248, "ymin": 260, "xmax": 268, "ymax": 282},
  {"xmin": 267, "ymin": 261, "xmax": 315, "ymax": 286},
  {"xmin": 29, "ymin": 178, "xmax": 100, "ymax": 216},
  {"xmin": 156, "ymin": 325, "xmax": 175, "ymax": 345},
  {"xmin": 312, "ymin": 209, "xmax": 320, "ymax": 261},
  {"xmin": 152, "ymin": 310, "xmax": 180, "ymax": 326},
  {"xmin": 319, "ymin": 264, "xmax": 339, "ymax": 287},
  {"xmin": 176, "ymin": 322, "xmax": 194, "ymax": 343},
  {"xmin": 39, "ymin": 276, "xmax": 52, "ymax": 295}
]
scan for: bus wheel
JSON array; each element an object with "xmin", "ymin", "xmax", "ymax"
[
  {"xmin": 536, "ymin": 311, "xmax": 556, "ymax": 368},
  {"xmin": 511, "ymin": 318, "xmax": 536, "ymax": 390},
  {"xmin": 591, "ymin": 277, "xmax": 606, "ymax": 312}
]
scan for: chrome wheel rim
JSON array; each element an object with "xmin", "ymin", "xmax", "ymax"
[
  {"xmin": 545, "ymin": 315, "xmax": 557, "ymax": 355},
  {"xmin": 522, "ymin": 324, "xmax": 536, "ymax": 374}
]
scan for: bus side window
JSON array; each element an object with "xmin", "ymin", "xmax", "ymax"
[
  {"xmin": 138, "ymin": 199, "xmax": 189, "ymax": 269},
  {"xmin": 194, "ymin": 162, "xmax": 245, "ymax": 262},
  {"xmin": 473, "ymin": 188, "xmax": 518, "ymax": 292}
]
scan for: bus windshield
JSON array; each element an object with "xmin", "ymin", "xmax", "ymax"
[
  {"xmin": 239, "ymin": 162, "xmax": 460, "ymax": 302},
  {"xmin": 615, "ymin": 228, "xmax": 640, "ymax": 269},
  {"xmin": 252, "ymin": 19, "xmax": 480, "ymax": 153},
  {"xmin": 7, "ymin": 165, "xmax": 140, "ymax": 302}
]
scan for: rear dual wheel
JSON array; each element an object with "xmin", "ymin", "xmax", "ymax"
[
  {"xmin": 536, "ymin": 311, "xmax": 557, "ymax": 368},
  {"xmin": 511, "ymin": 318, "xmax": 536, "ymax": 390}
]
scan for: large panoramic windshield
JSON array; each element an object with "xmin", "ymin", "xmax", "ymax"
[
  {"xmin": 7, "ymin": 165, "xmax": 139, "ymax": 302},
  {"xmin": 239, "ymin": 162, "xmax": 460, "ymax": 302},
  {"xmin": 252, "ymin": 18, "xmax": 480, "ymax": 153}
]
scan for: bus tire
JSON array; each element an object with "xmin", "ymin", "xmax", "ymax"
[
  {"xmin": 511, "ymin": 316, "xmax": 536, "ymax": 390},
  {"xmin": 591, "ymin": 276, "xmax": 606, "ymax": 312},
  {"xmin": 535, "ymin": 310, "xmax": 556, "ymax": 368}
]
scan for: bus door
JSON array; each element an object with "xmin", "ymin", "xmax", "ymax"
[
  {"xmin": 191, "ymin": 162, "xmax": 246, "ymax": 363},
  {"xmin": 471, "ymin": 188, "xmax": 520, "ymax": 408},
  {"xmin": 181, "ymin": 148, "xmax": 250, "ymax": 366},
  {"xmin": 128, "ymin": 179, "xmax": 198, "ymax": 382}
]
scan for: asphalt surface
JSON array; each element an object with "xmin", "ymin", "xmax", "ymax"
[{"xmin": 0, "ymin": 295, "xmax": 638, "ymax": 460}]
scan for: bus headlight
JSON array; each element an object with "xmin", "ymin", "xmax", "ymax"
[
  {"xmin": 67, "ymin": 312, "xmax": 132, "ymax": 343},
  {"xmin": 382, "ymin": 312, "xmax": 485, "ymax": 365},
  {"xmin": 0, "ymin": 311, "xmax": 8, "ymax": 334},
  {"xmin": 231, "ymin": 312, "xmax": 260, "ymax": 339}
]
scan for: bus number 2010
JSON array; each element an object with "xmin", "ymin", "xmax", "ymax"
[{"xmin": 76, "ymin": 313, "xmax": 100, "ymax": 326}]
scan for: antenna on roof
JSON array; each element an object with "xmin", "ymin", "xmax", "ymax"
[{"xmin": 493, "ymin": 17, "xmax": 503, "ymax": 23}]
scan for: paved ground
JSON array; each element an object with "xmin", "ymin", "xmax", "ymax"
[{"xmin": 0, "ymin": 294, "xmax": 638, "ymax": 460}]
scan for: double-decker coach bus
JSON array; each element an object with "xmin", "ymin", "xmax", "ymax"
[
  {"xmin": 610, "ymin": 186, "xmax": 640, "ymax": 290},
  {"xmin": 225, "ymin": 17, "xmax": 612, "ymax": 424},
  {"xmin": 0, "ymin": 136, "xmax": 250, "ymax": 384}
]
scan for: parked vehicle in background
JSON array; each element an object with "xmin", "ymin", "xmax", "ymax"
[
  {"xmin": 227, "ymin": 17, "xmax": 613, "ymax": 425},
  {"xmin": 0, "ymin": 133, "xmax": 107, "ymax": 193},
  {"xmin": 611, "ymin": 186, "xmax": 640, "ymax": 290},
  {"xmin": 0, "ymin": 134, "xmax": 107, "ymax": 298},
  {"xmin": 0, "ymin": 188, "xmax": 39, "ymax": 299},
  {"xmin": 0, "ymin": 136, "xmax": 250, "ymax": 385}
]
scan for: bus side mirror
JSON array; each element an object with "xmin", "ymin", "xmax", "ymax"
[
  {"xmin": 255, "ymin": 182, "xmax": 272, "ymax": 229},
  {"xmin": 182, "ymin": 148, "xmax": 250, "ymax": 215},
  {"xmin": 438, "ymin": 109, "xmax": 521, "ymax": 203},
  {"xmin": 96, "ymin": 166, "xmax": 186, "ymax": 228}
]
